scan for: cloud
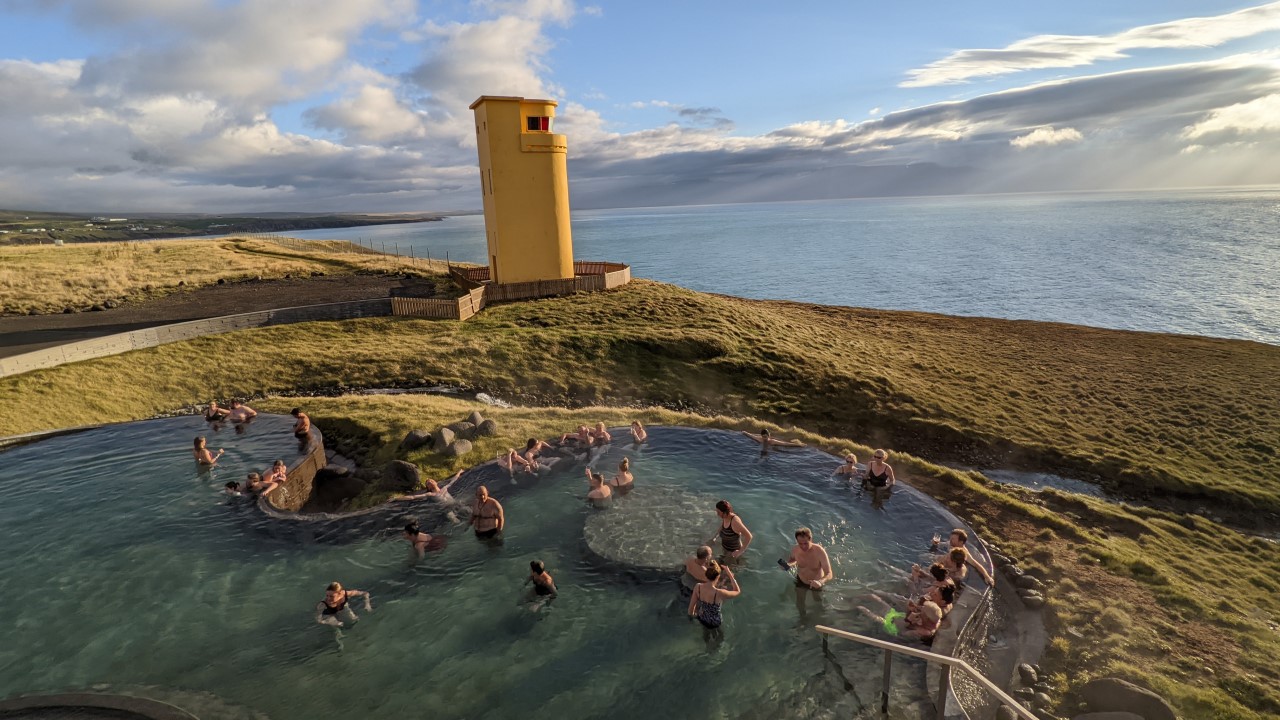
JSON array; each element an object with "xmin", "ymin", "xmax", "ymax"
[
  {"xmin": 1182, "ymin": 92, "xmax": 1280, "ymax": 141},
  {"xmin": 1010, "ymin": 126, "xmax": 1083, "ymax": 149},
  {"xmin": 903, "ymin": 1, "xmax": 1280, "ymax": 87},
  {"xmin": 305, "ymin": 78, "xmax": 428, "ymax": 144}
]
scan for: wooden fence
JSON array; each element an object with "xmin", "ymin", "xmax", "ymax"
[
  {"xmin": 444, "ymin": 261, "xmax": 631, "ymax": 305},
  {"xmin": 389, "ymin": 287, "xmax": 487, "ymax": 320}
]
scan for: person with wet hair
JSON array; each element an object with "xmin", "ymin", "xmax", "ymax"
[
  {"xmin": 711, "ymin": 500, "xmax": 753, "ymax": 559},
  {"xmin": 402, "ymin": 520, "xmax": 438, "ymax": 558},
  {"xmin": 858, "ymin": 597, "xmax": 943, "ymax": 642},
  {"xmin": 609, "ymin": 457, "xmax": 635, "ymax": 494},
  {"xmin": 390, "ymin": 470, "xmax": 465, "ymax": 503},
  {"xmin": 290, "ymin": 408, "xmax": 311, "ymax": 439},
  {"xmin": 315, "ymin": 581, "xmax": 371, "ymax": 627},
  {"xmin": 741, "ymin": 427, "xmax": 805, "ymax": 454},
  {"xmin": 246, "ymin": 471, "xmax": 278, "ymax": 497},
  {"xmin": 224, "ymin": 481, "xmax": 244, "ymax": 496},
  {"xmin": 785, "ymin": 527, "xmax": 833, "ymax": 590},
  {"xmin": 192, "ymin": 436, "xmax": 223, "ymax": 466},
  {"xmin": 204, "ymin": 400, "xmax": 230, "ymax": 422},
  {"xmin": 226, "ymin": 400, "xmax": 257, "ymax": 424},
  {"xmin": 586, "ymin": 469, "xmax": 613, "ymax": 503},
  {"xmin": 557, "ymin": 424, "xmax": 591, "ymax": 447},
  {"xmin": 525, "ymin": 560, "xmax": 557, "ymax": 597}
]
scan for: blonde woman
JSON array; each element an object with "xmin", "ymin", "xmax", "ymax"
[
  {"xmin": 630, "ymin": 420, "xmax": 648, "ymax": 444},
  {"xmin": 315, "ymin": 581, "xmax": 371, "ymax": 627}
]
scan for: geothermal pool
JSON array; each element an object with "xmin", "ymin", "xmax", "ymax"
[{"xmin": 0, "ymin": 421, "xmax": 987, "ymax": 719}]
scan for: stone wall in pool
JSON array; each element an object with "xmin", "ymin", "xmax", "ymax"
[{"xmin": 260, "ymin": 425, "xmax": 326, "ymax": 513}]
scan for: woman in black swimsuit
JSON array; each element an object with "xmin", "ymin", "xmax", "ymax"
[
  {"xmin": 865, "ymin": 449, "xmax": 896, "ymax": 508},
  {"xmin": 711, "ymin": 500, "xmax": 753, "ymax": 559},
  {"xmin": 315, "ymin": 581, "xmax": 371, "ymax": 627}
]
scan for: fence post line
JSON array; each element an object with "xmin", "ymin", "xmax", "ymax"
[
  {"xmin": 409, "ymin": 247, "xmax": 415, "ymax": 269},
  {"xmin": 881, "ymin": 649, "xmax": 893, "ymax": 716}
]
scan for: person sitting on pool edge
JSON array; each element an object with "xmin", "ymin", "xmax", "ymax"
[
  {"xmin": 226, "ymin": 400, "xmax": 258, "ymax": 424},
  {"xmin": 192, "ymin": 436, "xmax": 223, "ymax": 466},
  {"xmin": 586, "ymin": 469, "xmax": 613, "ymax": 504},
  {"xmin": 558, "ymin": 424, "xmax": 591, "ymax": 447},
  {"xmin": 471, "ymin": 486, "xmax": 504, "ymax": 539},
  {"xmin": 785, "ymin": 527, "xmax": 833, "ymax": 590},
  {"xmin": 245, "ymin": 472, "xmax": 279, "ymax": 497},
  {"xmin": 930, "ymin": 528, "xmax": 995, "ymax": 586},
  {"xmin": 588, "ymin": 422, "xmax": 612, "ymax": 446},
  {"xmin": 609, "ymin": 457, "xmax": 635, "ymax": 494},
  {"xmin": 858, "ymin": 597, "xmax": 942, "ymax": 642},
  {"xmin": 630, "ymin": 420, "xmax": 648, "ymax": 444},
  {"xmin": 315, "ymin": 581, "xmax": 372, "ymax": 627},
  {"xmin": 291, "ymin": 407, "xmax": 311, "ymax": 439},
  {"xmin": 742, "ymin": 427, "xmax": 805, "ymax": 454}
]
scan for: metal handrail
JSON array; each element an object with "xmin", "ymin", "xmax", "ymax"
[{"xmin": 815, "ymin": 625, "xmax": 1037, "ymax": 720}]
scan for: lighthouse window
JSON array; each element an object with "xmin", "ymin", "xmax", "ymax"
[{"xmin": 526, "ymin": 116, "xmax": 551, "ymax": 132}]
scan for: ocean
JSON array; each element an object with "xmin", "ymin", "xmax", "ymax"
[{"xmin": 290, "ymin": 188, "xmax": 1280, "ymax": 345}]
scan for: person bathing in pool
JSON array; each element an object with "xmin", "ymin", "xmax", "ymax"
[
  {"xmin": 226, "ymin": 400, "xmax": 257, "ymax": 424},
  {"xmin": 586, "ymin": 469, "xmax": 613, "ymax": 503},
  {"xmin": 525, "ymin": 560, "xmax": 557, "ymax": 596},
  {"xmin": 608, "ymin": 457, "xmax": 635, "ymax": 493},
  {"xmin": 471, "ymin": 486, "xmax": 504, "ymax": 539},
  {"xmin": 558, "ymin": 425, "xmax": 591, "ymax": 447},
  {"xmin": 390, "ymin": 470, "xmax": 465, "ymax": 503},
  {"xmin": 742, "ymin": 428, "xmax": 804, "ymax": 454},
  {"xmin": 290, "ymin": 407, "xmax": 311, "ymax": 439},
  {"xmin": 204, "ymin": 400, "xmax": 230, "ymax": 422},
  {"xmin": 710, "ymin": 500, "xmax": 753, "ymax": 559},
  {"xmin": 402, "ymin": 521, "xmax": 441, "ymax": 558},
  {"xmin": 687, "ymin": 561, "xmax": 741, "ymax": 631},
  {"xmin": 682, "ymin": 546, "xmax": 714, "ymax": 595},
  {"xmin": 929, "ymin": 528, "xmax": 995, "ymax": 587},
  {"xmin": 315, "ymin": 581, "xmax": 371, "ymax": 628},
  {"xmin": 630, "ymin": 420, "xmax": 648, "ymax": 444},
  {"xmin": 784, "ymin": 527, "xmax": 833, "ymax": 590},
  {"xmin": 192, "ymin": 436, "xmax": 223, "ymax": 466}
]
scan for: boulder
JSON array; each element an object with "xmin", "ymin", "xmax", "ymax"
[
  {"xmin": 1080, "ymin": 678, "xmax": 1176, "ymax": 720},
  {"xmin": 1034, "ymin": 711, "xmax": 1061, "ymax": 720},
  {"xmin": 444, "ymin": 439, "xmax": 474, "ymax": 457},
  {"xmin": 1070, "ymin": 713, "xmax": 1144, "ymax": 720},
  {"xmin": 475, "ymin": 419, "xmax": 499, "ymax": 437},
  {"xmin": 1034, "ymin": 692, "xmax": 1054, "ymax": 709},
  {"xmin": 1014, "ymin": 688, "xmax": 1036, "ymax": 702},
  {"xmin": 381, "ymin": 460, "xmax": 421, "ymax": 492},
  {"xmin": 467, "ymin": 410, "xmax": 485, "ymax": 426},
  {"xmin": 433, "ymin": 426, "xmax": 456, "ymax": 449},
  {"xmin": 447, "ymin": 421, "xmax": 476, "ymax": 440},
  {"xmin": 312, "ymin": 469, "xmax": 367, "ymax": 508},
  {"xmin": 1017, "ymin": 574, "xmax": 1045, "ymax": 591},
  {"xmin": 991, "ymin": 552, "xmax": 1012, "ymax": 567},
  {"xmin": 996, "ymin": 707, "xmax": 1017, "ymax": 720},
  {"xmin": 401, "ymin": 429, "xmax": 432, "ymax": 451},
  {"xmin": 1018, "ymin": 663, "xmax": 1039, "ymax": 686},
  {"xmin": 1004, "ymin": 564, "xmax": 1025, "ymax": 578},
  {"xmin": 1022, "ymin": 595, "xmax": 1046, "ymax": 610},
  {"xmin": 1033, "ymin": 681, "xmax": 1055, "ymax": 694},
  {"xmin": 321, "ymin": 464, "xmax": 350, "ymax": 477}
]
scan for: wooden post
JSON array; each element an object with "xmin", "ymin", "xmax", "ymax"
[
  {"xmin": 409, "ymin": 247, "xmax": 415, "ymax": 269},
  {"xmin": 882, "ymin": 649, "xmax": 892, "ymax": 716}
]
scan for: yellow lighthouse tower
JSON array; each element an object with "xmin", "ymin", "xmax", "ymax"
[{"xmin": 470, "ymin": 96, "xmax": 574, "ymax": 284}]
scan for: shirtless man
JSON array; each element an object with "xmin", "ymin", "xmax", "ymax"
[
  {"xmin": 226, "ymin": 400, "xmax": 258, "ymax": 424},
  {"xmin": 558, "ymin": 425, "xmax": 591, "ymax": 446},
  {"xmin": 930, "ymin": 528, "xmax": 995, "ymax": 586},
  {"xmin": 785, "ymin": 527, "xmax": 834, "ymax": 590},
  {"xmin": 290, "ymin": 407, "xmax": 311, "ymax": 439},
  {"xmin": 682, "ymin": 545, "xmax": 714, "ymax": 594},
  {"xmin": 471, "ymin": 486, "xmax": 504, "ymax": 539}
]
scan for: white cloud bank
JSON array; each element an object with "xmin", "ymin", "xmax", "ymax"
[
  {"xmin": 903, "ymin": 1, "xmax": 1280, "ymax": 87},
  {"xmin": 1010, "ymin": 126, "xmax": 1083, "ymax": 149}
]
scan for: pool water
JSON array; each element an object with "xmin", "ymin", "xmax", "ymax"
[{"xmin": 0, "ymin": 423, "xmax": 984, "ymax": 719}]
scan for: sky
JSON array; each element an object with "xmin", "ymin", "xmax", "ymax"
[{"xmin": 1, "ymin": 0, "xmax": 1280, "ymax": 212}]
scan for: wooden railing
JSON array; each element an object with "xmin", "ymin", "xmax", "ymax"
[{"xmin": 815, "ymin": 625, "xmax": 1036, "ymax": 720}]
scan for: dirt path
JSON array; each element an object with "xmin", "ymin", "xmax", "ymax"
[{"xmin": 0, "ymin": 274, "xmax": 443, "ymax": 357}]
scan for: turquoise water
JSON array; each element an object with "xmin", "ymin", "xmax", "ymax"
[
  {"xmin": 0, "ymin": 423, "xmax": 982, "ymax": 719},
  {"xmin": 290, "ymin": 188, "xmax": 1280, "ymax": 345}
]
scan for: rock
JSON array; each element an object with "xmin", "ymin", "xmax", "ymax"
[
  {"xmin": 1014, "ymin": 688, "xmax": 1035, "ymax": 702},
  {"xmin": 311, "ymin": 270, "xmax": 324, "ymax": 277},
  {"xmin": 447, "ymin": 421, "xmax": 476, "ymax": 440},
  {"xmin": 1034, "ymin": 711, "xmax": 1060, "ymax": 720},
  {"xmin": 103, "ymin": 299, "xmax": 119, "ymax": 309},
  {"xmin": 1018, "ymin": 663, "xmax": 1039, "ymax": 685},
  {"xmin": 475, "ymin": 419, "xmax": 498, "ymax": 437},
  {"xmin": 91, "ymin": 304, "xmax": 105, "ymax": 311},
  {"xmin": 1080, "ymin": 678, "xmax": 1176, "ymax": 720},
  {"xmin": 1022, "ymin": 595, "xmax": 1046, "ymax": 610},
  {"xmin": 467, "ymin": 410, "xmax": 485, "ymax": 426},
  {"xmin": 444, "ymin": 439, "xmax": 474, "ymax": 457},
  {"xmin": 401, "ymin": 429, "xmax": 432, "ymax": 451},
  {"xmin": 217, "ymin": 278, "xmax": 226, "ymax": 284},
  {"xmin": 321, "ymin": 464, "xmax": 350, "ymax": 477},
  {"xmin": 1034, "ymin": 692, "xmax": 1054, "ymax": 708},
  {"xmin": 1004, "ymin": 564, "xmax": 1025, "ymax": 578},
  {"xmin": 381, "ymin": 460, "xmax": 421, "ymax": 492},
  {"xmin": 991, "ymin": 552, "xmax": 1012, "ymax": 567},
  {"xmin": 313, "ymin": 469, "xmax": 366, "ymax": 507},
  {"xmin": 1033, "ymin": 681, "xmax": 1055, "ymax": 694},
  {"xmin": 1017, "ymin": 574, "xmax": 1045, "ymax": 590},
  {"xmin": 433, "ymin": 426, "xmax": 456, "ymax": 449},
  {"xmin": 1070, "ymin": 713, "xmax": 1144, "ymax": 720},
  {"xmin": 996, "ymin": 707, "xmax": 1017, "ymax": 720}
]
